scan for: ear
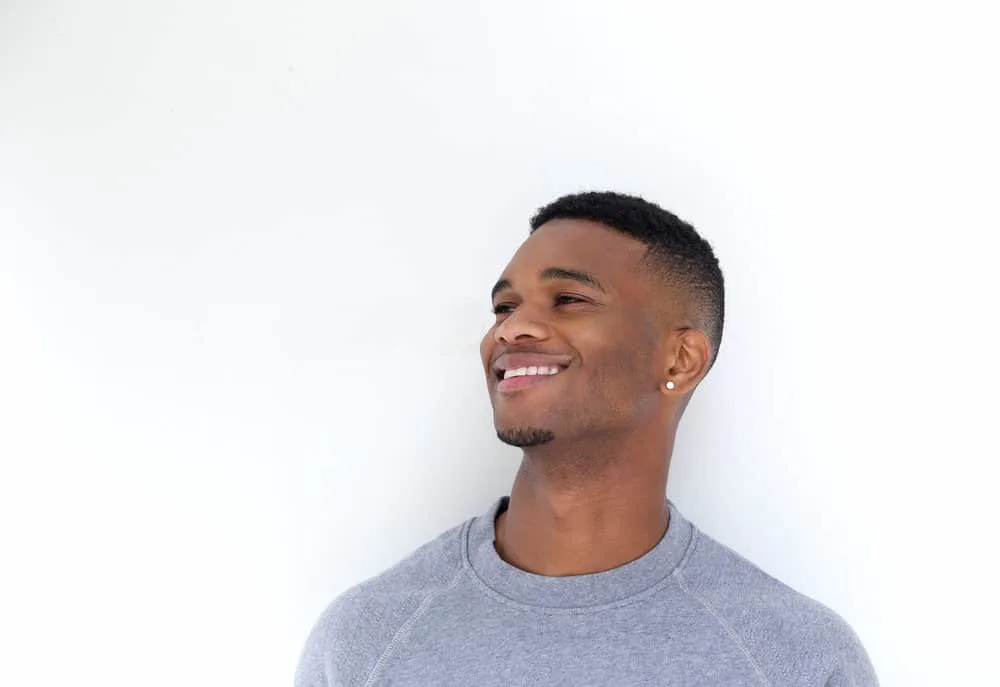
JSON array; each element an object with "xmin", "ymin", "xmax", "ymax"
[{"xmin": 661, "ymin": 327, "xmax": 712, "ymax": 395}]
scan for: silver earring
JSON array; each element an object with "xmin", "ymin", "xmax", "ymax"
[{"xmin": 665, "ymin": 381, "xmax": 675, "ymax": 390}]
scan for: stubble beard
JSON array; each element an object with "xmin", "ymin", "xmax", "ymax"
[{"xmin": 496, "ymin": 427, "xmax": 555, "ymax": 447}]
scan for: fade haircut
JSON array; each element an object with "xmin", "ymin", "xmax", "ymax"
[{"xmin": 530, "ymin": 191, "xmax": 725, "ymax": 365}]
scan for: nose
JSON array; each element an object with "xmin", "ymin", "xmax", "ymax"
[{"xmin": 493, "ymin": 304, "xmax": 552, "ymax": 345}]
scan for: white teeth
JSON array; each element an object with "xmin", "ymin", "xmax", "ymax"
[{"xmin": 502, "ymin": 366, "xmax": 561, "ymax": 380}]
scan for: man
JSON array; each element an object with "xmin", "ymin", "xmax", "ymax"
[{"xmin": 296, "ymin": 191, "xmax": 878, "ymax": 686}]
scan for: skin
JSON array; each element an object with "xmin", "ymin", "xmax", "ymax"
[{"xmin": 480, "ymin": 218, "xmax": 712, "ymax": 577}]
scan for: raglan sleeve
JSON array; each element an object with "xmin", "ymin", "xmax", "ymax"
[
  {"xmin": 294, "ymin": 588, "xmax": 366, "ymax": 687},
  {"xmin": 823, "ymin": 628, "xmax": 879, "ymax": 687}
]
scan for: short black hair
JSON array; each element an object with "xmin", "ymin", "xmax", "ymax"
[{"xmin": 530, "ymin": 191, "xmax": 725, "ymax": 365}]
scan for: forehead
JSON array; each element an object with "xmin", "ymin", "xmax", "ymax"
[{"xmin": 502, "ymin": 219, "xmax": 650, "ymax": 286}]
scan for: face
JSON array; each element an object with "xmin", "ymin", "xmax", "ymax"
[{"xmin": 480, "ymin": 219, "xmax": 672, "ymax": 447}]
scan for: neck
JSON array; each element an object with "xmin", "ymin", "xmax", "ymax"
[{"xmin": 494, "ymin": 427, "xmax": 674, "ymax": 577}]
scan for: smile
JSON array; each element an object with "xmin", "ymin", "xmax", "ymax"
[
  {"xmin": 495, "ymin": 365, "xmax": 567, "ymax": 393},
  {"xmin": 491, "ymin": 352, "xmax": 573, "ymax": 393},
  {"xmin": 502, "ymin": 366, "xmax": 561, "ymax": 380}
]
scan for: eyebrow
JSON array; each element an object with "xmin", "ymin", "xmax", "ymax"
[{"xmin": 490, "ymin": 266, "xmax": 607, "ymax": 300}]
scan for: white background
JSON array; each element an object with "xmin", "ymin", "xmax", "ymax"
[{"xmin": 2, "ymin": 1, "xmax": 998, "ymax": 685}]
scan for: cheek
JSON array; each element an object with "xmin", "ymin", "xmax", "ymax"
[
  {"xmin": 581, "ymin": 329, "xmax": 658, "ymax": 393},
  {"xmin": 601, "ymin": 348, "xmax": 653, "ymax": 390}
]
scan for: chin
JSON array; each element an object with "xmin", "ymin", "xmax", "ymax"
[{"xmin": 495, "ymin": 426, "xmax": 555, "ymax": 447}]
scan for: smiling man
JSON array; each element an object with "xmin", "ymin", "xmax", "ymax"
[{"xmin": 295, "ymin": 192, "xmax": 878, "ymax": 686}]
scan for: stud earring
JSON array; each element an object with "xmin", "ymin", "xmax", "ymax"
[{"xmin": 665, "ymin": 381, "xmax": 675, "ymax": 390}]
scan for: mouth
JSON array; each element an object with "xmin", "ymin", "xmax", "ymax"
[{"xmin": 493, "ymin": 362, "xmax": 570, "ymax": 393}]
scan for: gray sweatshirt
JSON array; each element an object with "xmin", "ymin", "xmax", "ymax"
[{"xmin": 296, "ymin": 496, "xmax": 877, "ymax": 686}]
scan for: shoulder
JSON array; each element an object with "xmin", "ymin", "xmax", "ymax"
[
  {"xmin": 294, "ymin": 518, "xmax": 470, "ymax": 687},
  {"xmin": 676, "ymin": 526, "xmax": 878, "ymax": 686}
]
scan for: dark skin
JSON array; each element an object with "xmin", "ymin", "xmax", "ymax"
[{"xmin": 480, "ymin": 219, "xmax": 712, "ymax": 577}]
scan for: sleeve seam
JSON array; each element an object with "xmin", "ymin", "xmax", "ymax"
[
  {"xmin": 674, "ymin": 565, "xmax": 774, "ymax": 687},
  {"xmin": 360, "ymin": 565, "xmax": 468, "ymax": 687}
]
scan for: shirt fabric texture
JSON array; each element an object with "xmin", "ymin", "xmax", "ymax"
[{"xmin": 296, "ymin": 496, "xmax": 878, "ymax": 686}]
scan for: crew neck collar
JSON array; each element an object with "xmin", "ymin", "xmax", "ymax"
[{"xmin": 466, "ymin": 495, "xmax": 693, "ymax": 609}]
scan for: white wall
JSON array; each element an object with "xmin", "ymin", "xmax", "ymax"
[{"xmin": 2, "ymin": 1, "xmax": 997, "ymax": 685}]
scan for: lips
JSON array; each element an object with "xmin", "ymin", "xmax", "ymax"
[{"xmin": 491, "ymin": 352, "xmax": 572, "ymax": 393}]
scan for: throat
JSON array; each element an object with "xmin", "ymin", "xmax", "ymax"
[{"xmin": 493, "ymin": 498, "xmax": 669, "ymax": 577}]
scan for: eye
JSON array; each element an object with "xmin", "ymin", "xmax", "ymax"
[
  {"xmin": 492, "ymin": 303, "xmax": 515, "ymax": 315},
  {"xmin": 554, "ymin": 294, "xmax": 587, "ymax": 306}
]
